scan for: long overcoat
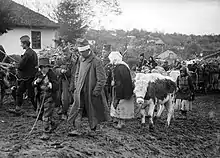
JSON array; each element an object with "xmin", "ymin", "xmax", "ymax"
[{"xmin": 68, "ymin": 53, "xmax": 110, "ymax": 129}]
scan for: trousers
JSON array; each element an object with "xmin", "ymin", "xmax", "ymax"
[{"xmin": 16, "ymin": 78, "xmax": 37, "ymax": 110}]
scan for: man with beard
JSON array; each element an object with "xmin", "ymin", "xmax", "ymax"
[{"xmin": 9, "ymin": 35, "xmax": 38, "ymax": 115}]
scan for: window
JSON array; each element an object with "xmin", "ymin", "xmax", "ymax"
[{"xmin": 31, "ymin": 31, "xmax": 41, "ymax": 49}]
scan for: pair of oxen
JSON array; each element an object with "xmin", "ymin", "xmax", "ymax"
[{"xmin": 133, "ymin": 69, "xmax": 180, "ymax": 131}]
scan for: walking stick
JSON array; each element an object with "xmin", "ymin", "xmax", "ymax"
[{"xmin": 25, "ymin": 93, "xmax": 46, "ymax": 139}]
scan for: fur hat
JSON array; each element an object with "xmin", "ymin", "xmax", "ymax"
[
  {"xmin": 76, "ymin": 38, "xmax": 90, "ymax": 52},
  {"xmin": 20, "ymin": 35, "xmax": 30, "ymax": 42}
]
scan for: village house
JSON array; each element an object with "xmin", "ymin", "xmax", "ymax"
[
  {"xmin": 156, "ymin": 50, "xmax": 179, "ymax": 65},
  {"xmin": 0, "ymin": 0, "xmax": 59, "ymax": 55}
]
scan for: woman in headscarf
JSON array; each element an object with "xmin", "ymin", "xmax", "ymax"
[
  {"xmin": 175, "ymin": 67, "xmax": 195, "ymax": 119},
  {"xmin": 108, "ymin": 51, "xmax": 134, "ymax": 129}
]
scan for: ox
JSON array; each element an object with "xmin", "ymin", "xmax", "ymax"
[{"xmin": 133, "ymin": 73, "xmax": 177, "ymax": 130}]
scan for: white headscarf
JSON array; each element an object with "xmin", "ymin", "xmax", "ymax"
[{"xmin": 108, "ymin": 51, "xmax": 129, "ymax": 69}]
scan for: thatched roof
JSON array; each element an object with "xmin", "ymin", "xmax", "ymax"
[{"xmin": 7, "ymin": 0, "xmax": 59, "ymax": 29}]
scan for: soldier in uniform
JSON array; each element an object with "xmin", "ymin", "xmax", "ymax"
[
  {"xmin": 102, "ymin": 44, "xmax": 111, "ymax": 67},
  {"xmin": 68, "ymin": 39, "xmax": 110, "ymax": 136},
  {"xmin": 9, "ymin": 35, "xmax": 38, "ymax": 115},
  {"xmin": 102, "ymin": 44, "xmax": 113, "ymax": 104},
  {"xmin": 53, "ymin": 47, "xmax": 76, "ymax": 120}
]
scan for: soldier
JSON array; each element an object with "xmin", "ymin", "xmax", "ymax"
[
  {"xmin": 9, "ymin": 35, "xmax": 38, "ymax": 115},
  {"xmin": 102, "ymin": 44, "xmax": 113, "ymax": 104},
  {"xmin": 68, "ymin": 39, "xmax": 110, "ymax": 136},
  {"xmin": 102, "ymin": 44, "xmax": 112, "ymax": 67},
  {"xmin": 53, "ymin": 46, "xmax": 76, "ymax": 120}
]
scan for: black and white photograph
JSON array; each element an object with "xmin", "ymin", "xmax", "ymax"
[{"xmin": 0, "ymin": 0, "xmax": 219, "ymax": 157}]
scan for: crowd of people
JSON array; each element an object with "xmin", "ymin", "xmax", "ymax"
[
  {"xmin": 0, "ymin": 36, "xmax": 134, "ymax": 140},
  {"xmin": 1, "ymin": 36, "xmax": 217, "ymax": 140}
]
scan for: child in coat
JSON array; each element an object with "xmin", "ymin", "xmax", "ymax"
[{"xmin": 33, "ymin": 57, "xmax": 59, "ymax": 140}]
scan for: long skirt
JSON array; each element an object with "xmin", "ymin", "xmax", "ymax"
[{"xmin": 110, "ymin": 96, "xmax": 134, "ymax": 119}]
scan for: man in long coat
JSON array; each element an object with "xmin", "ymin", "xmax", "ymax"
[{"xmin": 68, "ymin": 39, "xmax": 110, "ymax": 135}]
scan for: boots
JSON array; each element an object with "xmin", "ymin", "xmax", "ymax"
[{"xmin": 40, "ymin": 119, "xmax": 57, "ymax": 140}]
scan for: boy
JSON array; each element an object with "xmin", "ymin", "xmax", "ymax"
[{"xmin": 33, "ymin": 57, "xmax": 59, "ymax": 140}]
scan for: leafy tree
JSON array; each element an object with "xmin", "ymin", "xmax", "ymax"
[
  {"xmin": 0, "ymin": 0, "xmax": 14, "ymax": 34},
  {"xmin": 184, "ymin": 42, "xmax": 202, "ymax": 59},
  {"xmin": 55, "ymin": 0, "xmax": 87, "ymax": 43}
]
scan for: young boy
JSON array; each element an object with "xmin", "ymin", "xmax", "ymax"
[{"xmin": 33, "ymin": 57, "xmax": 59, "ymax": 140}]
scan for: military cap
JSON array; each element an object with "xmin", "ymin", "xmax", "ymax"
[{"xmin": 20, "ymin": 35, "xmax": 30, "ymax": 42}]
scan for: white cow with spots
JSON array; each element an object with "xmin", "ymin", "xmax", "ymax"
[{"xmin": 133, "ymin": 73, "xmax": 177, "ymax": 130}]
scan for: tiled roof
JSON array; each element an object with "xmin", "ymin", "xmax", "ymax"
[{"xmin": 8, "ymin": 0, "xmax": 59, "ymax": 28}]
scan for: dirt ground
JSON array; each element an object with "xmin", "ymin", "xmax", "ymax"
[{"xmin": 0, "ymin": 92, "xmax": 219, "ymax": 158}]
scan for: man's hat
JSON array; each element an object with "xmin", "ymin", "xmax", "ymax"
[
  {"xmin": 103, "ymin": 44, "xmax": 111, "ymax": 52},
  {"xmin": 76, "ymin": 38, "xmax": 90, "ymax": 52},
  {"xmin": 37, "ymin": 57, "xmax": 52, "ymax": 68},
  {"xmin": 20, "ymin": 35, "xmax": 30, "ymax": 42}
]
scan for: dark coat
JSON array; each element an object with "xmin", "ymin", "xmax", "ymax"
[
  {"xmin": 176, "ymin": 75, "xmax": 194, "ymax": 100},
  {"xmin": 17, "ymin": 48, "xmax": 38, "ymax": 79},
  {"xmin": 33, "ymin": 69, "xmax": 59, "ymax": 102},
  {"xmin": 53, "ymin": 56, "xmax": 74, "ymax": 81},
  {"xmin": 113, "ymin": 64, "xmax": 133, "ymax": 100},
  {"xmin": 68, "ymin": 53, "xmax": 110, "ymax": 129},
  {"xmin": 138, "ymin": 59, "xmax": 147, "ymax": 70},
  {"xmin": 148, "ymin": 60, "xmax": 157, "ymax": 69}
]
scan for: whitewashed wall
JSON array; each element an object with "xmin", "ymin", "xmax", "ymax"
[{"xmin": 0, "ymin": 27, "xmax": 57, "ymax": 55}]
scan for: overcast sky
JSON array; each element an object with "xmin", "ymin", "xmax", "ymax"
[{"xmin": 14, "ymin": 0, "xmax": 220, "ymax": 35}]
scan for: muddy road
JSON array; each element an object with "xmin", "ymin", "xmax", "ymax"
[{"xmin": 0, "ymin": 93, "xmax": 219, "ymax": 158}]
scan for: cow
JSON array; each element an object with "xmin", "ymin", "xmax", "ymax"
[{"xmin": 133, "ymin": 73, "xmax": 177, "ymax": 131}]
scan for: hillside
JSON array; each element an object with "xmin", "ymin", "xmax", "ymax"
[{"xmin": 85, "ymin": 29, "xmax": 220, "ymax": 60}]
